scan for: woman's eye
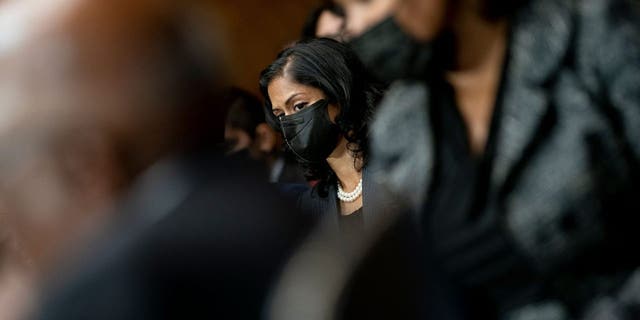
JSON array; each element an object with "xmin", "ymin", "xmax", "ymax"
[
  {"xmin": 272, "ymin": 109, "xmax": 283, "ymax": 117},
  {"xmin": 293, "ymin": 103, "xmax": 307, "ymax": 112}
]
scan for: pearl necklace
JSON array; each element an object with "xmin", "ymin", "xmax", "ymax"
[{"xmin": 336, "ymin": 178, "xmax": 363, "ymax": 203}]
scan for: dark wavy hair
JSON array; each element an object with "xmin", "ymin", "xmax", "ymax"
[{"xmin": 259, "ymin": 38, "xmax": 383, "ymax": 196}]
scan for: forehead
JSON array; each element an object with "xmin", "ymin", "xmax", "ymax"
[{"xmin": 266, "ymin": 75, "xmax": 325, "ymax": 106}]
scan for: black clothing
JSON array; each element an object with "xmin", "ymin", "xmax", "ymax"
[
  {"xmin": 425, "ymin": 73, "xmax": 537, "ymax": 317},
  {"xmin": 297, "ymin": 169, "xmax": 371, "ymax": 226},
  {"xmin": 225, "ymin": 148, "xmax": 305, "ymax": 184},
  {"xmin": 296, "ymin": 167, "xmax": 404, "ymax": 230},
  {"xmin": 425, "ymin": 75, "xmax": 500, "ymax": 241},
  {"xmin": 339, "ymin": 207, "xmax": 364, "ymax": 232},
  {"xmin": 272, "ymin": 152, "xmax": 306, "ymax": 184},
  {"xmin": 288, "ymin": 169, "xmax": 463, "ymax": 319},
  {"xmin": 367, "ymin": 0, "xmax": 640, "ymax": 318},
  {"xmin": 36, "ymin": 149, "xmax": 313, "ymax": 319}
]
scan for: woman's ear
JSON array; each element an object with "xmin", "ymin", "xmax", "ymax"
[
  {"xmin": 254, "ymin": 123, "xmax": 278, "ymax": 153},
  {"xmin": 328, "ymin": 103, "xmax": 341, "ymax": 123}
]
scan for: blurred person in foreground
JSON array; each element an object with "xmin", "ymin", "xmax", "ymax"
[
  {"xmin": 337, "ymin": 0, "xmax": 640, "ymax": 318},
  {"xmin": 0, "ymin": 0, "xmax": 312, "ymax": 318},
  {"xmin": 300, "ymin": 1, "xmax": 346, "ymax": 40},
  {"xmin": 222, "ymin": 87, "xmax": 305, "ymax": 183}
]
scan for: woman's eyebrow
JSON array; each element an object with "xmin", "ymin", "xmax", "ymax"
[{"xmin": 285, "ymin": 93, "xmax": 302, "ymax": 106}]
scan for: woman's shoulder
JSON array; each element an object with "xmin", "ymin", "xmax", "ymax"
[{"xmin": 296, "ymin": 182, "xmax": 337, "ymax": 218}]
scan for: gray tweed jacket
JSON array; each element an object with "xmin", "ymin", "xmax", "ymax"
[{"xmin": 368, "ymin": 0, "xmax": 640, "ymax": 318}]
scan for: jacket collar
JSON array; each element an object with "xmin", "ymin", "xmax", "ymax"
[
  {"xmin": 323, "ymin": 168, "xmax": 388, "ymax": 228},
  {"xmin": 492, "ymin": 0, "xmax": 573, "ymax": 189}
]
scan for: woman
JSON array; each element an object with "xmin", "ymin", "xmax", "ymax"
[
  {"xmin": 339, "ymin": 0, "xmax": 640, "ymax": 318},
  {"xmin": 259, "ymin": 38, "xmax": 383, "ymax": 224}
]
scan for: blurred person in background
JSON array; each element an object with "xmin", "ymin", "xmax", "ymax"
[
  {"xmin": 0, "ymin": 0, "xmax": 312, "ymax": 318},
  {"xmin": 260, "ymin": 38, "xmax": 386, "ymax": 225},
  {"xmin": 223, "ymin": 86, "xmax": 306, "ymax": 183},
  {"xmin": 300, "ymin": 1, "xmax": 346, "ymax": 40},
  {"xmin": 223, "ymin": 87, "xmax": 266, "ymax": 155},
  {"xmin": 338, "ymin": 0, "xmax": 640, "ymax": 318}
]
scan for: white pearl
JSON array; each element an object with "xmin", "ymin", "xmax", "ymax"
[{"xmin": 337, "ymin": 178, "xmax": 363, "ymax": 203}]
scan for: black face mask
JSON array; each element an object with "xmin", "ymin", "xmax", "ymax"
[
  {"xmin": 279, "ymin": 99, "xmax": 340, "ymax": 163},
  {"xmin": 349, "ymin": 16, "xmax": 434, "ymax": 83}
]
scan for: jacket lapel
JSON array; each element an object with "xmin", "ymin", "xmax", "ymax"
[
  {"xmin": 368, "ymin": 81, "xmax": 434, "ymax": 212},
  {"xmin": 362, "ymin": 168, "xmax": 376, "ymax": 225},
  {"xmin": 326, "ymin": 183, "xmax": 340, "ymax": 229},
  {"xmin": 491, "ymin": 0, "xmax": 573, "ymax": 190},
  {"xmin": 492, "ymin": 84, "xmax": 551, "ymax": 190}
]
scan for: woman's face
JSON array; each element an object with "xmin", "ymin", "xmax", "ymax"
[
  {"xmin": 267, "ymin": 75, "xmax": 339, "ymax": 120},
  {"xmin": 266, "ymin": 74, "xmax": 343, "ymax": 162}
]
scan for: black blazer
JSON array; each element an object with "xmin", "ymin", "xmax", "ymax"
[
  {"xmin": 284, "ymin": 168, "xmax": 459, "ymax": 320},
  {"xmin": 296, "ymin": 168, "xmax": 402, "ymax": 229}
]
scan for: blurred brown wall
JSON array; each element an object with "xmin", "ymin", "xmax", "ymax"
[{"xmin": 213, "ymin": 0, "xmax": 321, "ymax": 96}]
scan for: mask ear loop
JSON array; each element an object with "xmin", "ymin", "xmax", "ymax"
[{"xmin": 282, "ymin": 134, "xmax": 312, "ymax": 164}]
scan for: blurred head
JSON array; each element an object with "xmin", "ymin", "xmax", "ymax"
[
  {"xmin": 341, "ymin": 0, "xmax": 526, "ymax": 82},
  {"xmin": 301, "ymin": 3, "xmax": 346, "ymax": 40},
  {"xmin": 337, "ymin": 0, "xmax": 403, "ymax": 39},
  {"xmin": 223, "ymin": 87, "xmax": 281, "ymax": 160},
  {"xmin": 0, "ymin": 0, "xmax": 228, "ymax": 276},
  {"xmin": 316, "ymin": 9, "xmax": 345, "ymax": 39},
  {"xmin": 338, "ymin": 0, "xmax": 524, "ymax": 41},
  {"xmin": 224, "ymin": 87, "xmax": 266, "ymax": 152},
  {"xmin": 259, "ymin": 38, "xmax": 381, "ymax": 186}
]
